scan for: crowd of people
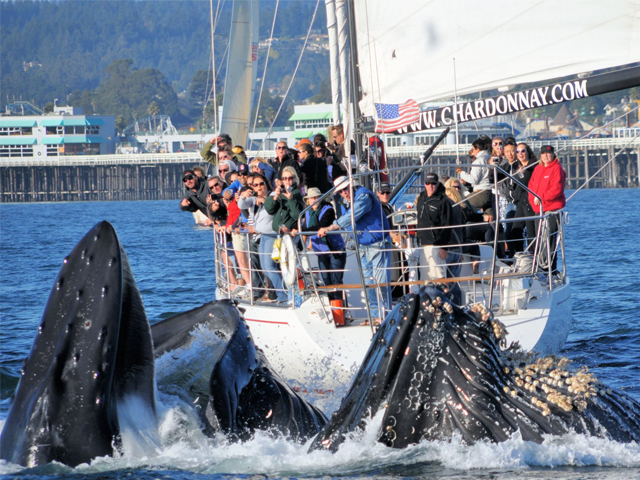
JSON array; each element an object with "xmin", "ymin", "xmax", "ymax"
[{"xmin": 179, "ymin": 129, "xmax": 566, "ymax": 316}]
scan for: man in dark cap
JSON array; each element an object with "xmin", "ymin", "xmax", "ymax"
[
  {"xmin": 179, "ymin": 169, "xmax": 212, "ymax": 216},
  {"xmin": 376, "ymin": 182, "xmax": 395, "ymax": 228},
  {"xmin": 416, "ymin": 172, "xmax": 453, "ymax": 280}
]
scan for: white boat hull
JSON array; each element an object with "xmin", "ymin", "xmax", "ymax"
[{"xmin": 238, "ymin": 277, "xmax": 571, "ymax": 412}]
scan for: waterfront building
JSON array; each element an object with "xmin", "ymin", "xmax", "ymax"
[{"xmin": 0, "ymin": 106, "xmax": 116, "ymax": 159}]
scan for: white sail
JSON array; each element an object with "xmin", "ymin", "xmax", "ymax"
[
  {"xmin": 325, "ymin": 0, "xmax": 341, "ymax": 125},
  {"xmin": 220, "ymin": 0, "xmax": 258, "ymax": 148},
  {"xmin": 353, "ymin": 0, "xmax": 640, "ymax": 125}
]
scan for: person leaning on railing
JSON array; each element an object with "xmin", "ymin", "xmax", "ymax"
[
  {"xmin": 238, "ymin": 173, "xmax": 287, "ymax": 303},
  {"xmin": 317, "ymin": 176, "xmax": 391, "ymax": 326},
  {"xmin": 300, "ymin": 188, "xmax": 346, "ymax": 302},
  {"xmin": 528, "ymin": 145, "xmax": 567, "ymax": 273}
]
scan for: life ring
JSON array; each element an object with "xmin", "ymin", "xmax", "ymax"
[{"xmin": 280, "ymin": 234, "xmax": 297, "ymax": 287}]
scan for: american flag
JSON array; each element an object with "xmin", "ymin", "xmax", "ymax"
[{"xmin": 374, "ymin": 99, "xmax": 420, "ymax": 133}]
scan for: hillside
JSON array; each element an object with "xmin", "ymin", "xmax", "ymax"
[{"xmin": 1, "ymin": 0, "xmax": 330, "ymax": 127}]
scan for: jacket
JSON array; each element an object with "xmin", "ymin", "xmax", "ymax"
[
  {"xmin": 416, "ymin": 183, "xmax": 453, "ymax": 246},
  {"xmin": 179, "ymin": 177, "xmax": 211, "ymax": 215},
  {"xmin": 510, "ymin": 162, "xmax": 536, "ymax": 206},
  {"xmin": 301, "ymin": 155, "xmax": 332, "ymax": 193},
  {"xmin": 459, "ymin": 150, "xmax": 492, "ymax": 191},
  {"xmin": 264, "ymin": 185, "xmax": 305, "ymax": 232},
  {"xmin": 335, "ymin": 186, "xmax": 390, "ymax": 246},
  {"xmin": 237, "ymin": 195, "xmax": 276, "ymax": 235},
  {"xmin": 303, "ymin": 202, "xmax": 345, "ymax": 253},
  {"xmin": 528, "ymin": 159, "xmax": 566, "ymax": 213}
]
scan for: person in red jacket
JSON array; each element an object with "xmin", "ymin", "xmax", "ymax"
[{"xmin": 528, "ymin": 145, "xmax": 566, "ymax": 272}]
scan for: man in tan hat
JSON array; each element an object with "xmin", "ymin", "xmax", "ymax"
[{"xmin": 318, "ymin": 176, "xmax": 391, "ymax": 325}]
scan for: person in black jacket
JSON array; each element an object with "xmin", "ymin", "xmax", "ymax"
[
  {"xmin": 416, "ymin": 172, "xmax": 453, "ymax": 280},
  {"xmin": 511, "ymin": 142, "xmax": 538, "ymax": 252},
  {"xmin": 299, "ymin": 142, "xmax": 332, "ymax": 193},
  {"xmin": 179, "ymin": 169, "xmax": 211, "ymax": 216}
]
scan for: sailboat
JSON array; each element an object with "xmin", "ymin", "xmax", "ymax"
[{"xmin": 211, "ymin": 0, "xmax": 640, "ymax": 410}]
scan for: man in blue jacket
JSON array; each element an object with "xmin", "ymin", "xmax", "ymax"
[{"xmin": 318, "ymin": 176, "xmax": 391, "ymax": 325}]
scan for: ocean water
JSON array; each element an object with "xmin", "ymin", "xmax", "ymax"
[{"xmin": 1, "ymin": 189, "xmax": 639, "ymax": 479}]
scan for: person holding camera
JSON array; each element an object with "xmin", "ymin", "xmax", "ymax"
[
  {"xmin": 238, "ymin": 173, "xmax": 286, "ymax": 303},
  {"xmin": 264, "ymin": 166, "xmax": 306, "ymax": 236}
]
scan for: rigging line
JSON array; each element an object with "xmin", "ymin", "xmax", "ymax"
[
  {"xmin": 566, "ymin": 132, "xmax": 640, "ymax": 203},
  {"xmin": 257, "ymin": 0, "xmax": 322, "ymax": 153},
  {"xmin": 209, "ymin": 0, "xmax": 219, "ymax": 133},
  {"xmin": 252, "ymin": 0, "xmax": 280, "ymax": 137}
]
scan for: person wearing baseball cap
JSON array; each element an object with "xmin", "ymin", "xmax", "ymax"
[
  {"xmin": 179, "ymin": 169, "xmax": 212, "ymax": 217},
  {"xmin": 528, "ymin": 145, "xmax": 566, "ymax": 272},
  {"xmin": 416, "ymin": 172, "xmax": 454, "ymax": 281},
  {"xmin": 317, "ymin": 175, "xmax": 392, "ymax": 325},
  {"xmin": 376, "ymin": 182, "xmax": 395, "ymax": 229}
]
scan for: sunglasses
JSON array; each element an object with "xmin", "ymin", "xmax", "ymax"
[
  {"xmin": 219, "ymin": 168, "xmax": 229, "ymax": 173},
  {"xmin": 253, "ymin": 182, "xmax": 265, "ymax": 187},
  {"xmin": 210, "ymin": 183, "xmax": 220, "ymax": 188},
  {"xmin": 493, "ymin": 142, "xmax": 503, "ymax": 146},
  {"xmin": 276, "ymin": 146, "xmax": 286, "ymax": 150},
  {"xmin": 282, "ymin": 176, "xmax": 295, "ymax": 181},
  {"xmin": 380, "ymin": 192, "xmax": 390, "ymax": 196},
  {"xmin": 425, "ymin": 182, "xmax": 438, "ymax": 186},
  {"xmin": 516, "ymin": 149, "xmax": 527, "ymax": 154},
  {"xmin": 183, "ymin": 174, "xmax": 195, "ymax": 182}
]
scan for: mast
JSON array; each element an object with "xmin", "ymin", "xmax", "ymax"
[
  {"xmin": 346, "ymin": 0, "xmax": 363, "ymax": 159},
  {"xmin": 219, "ymin": 0, "xmax": 258, "ymax": 147}
]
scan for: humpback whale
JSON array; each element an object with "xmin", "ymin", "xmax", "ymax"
[
  {"xmin": 311, "ymin": 286, "xmax": 640, "ymax": 452},
  {"xmin": 152, "ymin": 301, "xmax": 327, "ymax": 441},
  {"xmin": 0, "ymin": 221, "xmax": 325, "ymax": 468},
  {"xmin": 2, "ymin": 222, "xmax": 638, "ymax": 467},
  {"xmin": 0, "ymin": 221, "xmax": 156, "ymax": 467}
]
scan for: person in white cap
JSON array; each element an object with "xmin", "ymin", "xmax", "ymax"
[{"xmin": 318, "ymin": 176, "xmax": 391, "ymax": 325}]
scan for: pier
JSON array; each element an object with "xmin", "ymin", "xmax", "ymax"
[{"xmin": 0, "ymin": 138, "xmax": 638, "ymax": 203}]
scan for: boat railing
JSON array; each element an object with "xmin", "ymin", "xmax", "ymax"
[{"xmin": 212, "ymin": 161, "xmax": 567, "ymax": 326}]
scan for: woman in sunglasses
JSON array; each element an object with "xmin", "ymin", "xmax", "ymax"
[
  {"xmin": 238, "ymin": 173, "xmax": 287, "ymax": 303},
  {"xmin": 511, "ymin": 142, "xmax": 538, "ymax": 252},
  {"xmin": 264, "ymin": 166, "xmax": 305, "ymax": 236}
]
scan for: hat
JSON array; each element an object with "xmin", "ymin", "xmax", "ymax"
[
  {"xmin": 224, "ymin": 171, "xmax": 236, "ymax": 184},
  {"xmin": 540, "ymin": 145, "xmax": 555, "ymax": 155},
  {"xmin": 294, "ymin": 138, "xmax": 312, "ymax": 149},
  {"xmin": 333, "ymin": 175, "xmax": 351, "ymax": 192},
  {"xmin": 232, "ymin": 145, "xmax": 245, "ymax": 154},
  {"xmin": 237, "ymin": 164, "xmax": 249, "ymax": 175},
  {"xmin": 304, "ymin": 187, "xmax": 322, "ymax": 199},
  {"xmin": 380, "ymin": 182, "xmax": 392, "ymax": 193},
  {"xmin": 424, "ymin": 172, "xmax": 439, "ymax": 185},
  {"xmin": 182, "ymin": 170, "xmax": 196, "ymax": 182}
]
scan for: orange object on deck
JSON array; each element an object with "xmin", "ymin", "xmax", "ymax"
[{"xmin": 331, "ymin": 299, "xmax": 345, "ymax": 326}]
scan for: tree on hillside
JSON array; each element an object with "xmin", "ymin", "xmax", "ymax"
[{"xmin": 93, "ymin": 59, "xmax": 178, "ymax": 125}]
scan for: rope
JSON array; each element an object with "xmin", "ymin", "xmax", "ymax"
[
  {"xmin": 251, "ymin": 0, "xmax": 280, "ymax": 139},
  {"xmin": 566, "ymin": 131, "xmax": 640, "ymax": 202},
  {"xmin": 257, "ymin": 0, "xmax": 321, "ymax": 153}
]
